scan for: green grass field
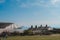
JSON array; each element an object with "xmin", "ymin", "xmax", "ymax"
[{"xmin": 1, "ymin": 34, "xmax": 60, "ymax": 40}]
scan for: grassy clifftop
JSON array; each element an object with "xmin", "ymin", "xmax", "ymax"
[{"xmin": 1, "ymin": 34, "xmax": 60, "ymax": 40}]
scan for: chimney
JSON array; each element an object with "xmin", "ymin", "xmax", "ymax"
[
  {"xmin": 40, "ymin": 25, "xmax": 42, "ymax": 27},
  {"xmin": 35, "ymin": 25, "xmax": 37, "ymax": 29},
  {"xmin": 31, "ymin": 25, "xmax": 33, "ymax": 29},
  {"xmin": 45, "ymin": 24, "xmax": 48, "ymax": 28}
]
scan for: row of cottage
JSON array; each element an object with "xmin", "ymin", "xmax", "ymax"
[
  {"xmin": 24, "ymin": 25, "xmax": 53, "ymax": 35},
  {"xmin": 0, "ymin": 22, "xmax": 60, "ymax": 36}
]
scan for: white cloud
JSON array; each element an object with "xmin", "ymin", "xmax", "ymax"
[
  {"xmin": 17, "ymin": 0, "xmax": 60, "ymax": 8},
  {"xmin": 18, "ymin": 0, "xmax": 48, "ymax": 8},
  {"xmin": 19, "ymin": 3, "xmax": 28, "ymax": 8},
  {"xmin": 51, "ymin": 0, "xmax": 59, "ymax": 5},
  {"xmin": 0, "ymin": 0, "xmax": 5, "ymax": 3},
  {"xmin": 50, "ymin": 0, "xmax": 60, "ymax": 7}
]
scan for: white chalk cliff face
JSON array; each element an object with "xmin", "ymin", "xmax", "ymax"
[
  {"xmin": 0, "ymin": 24, "xmax": 18, "ymax": 33},
  {"xmin": 5, "ymin": 24, "xmax": 18, "ymax": 32},
  {"xmin": 5, "ymin": 24, "xmax": 17, "ymax": 30}
]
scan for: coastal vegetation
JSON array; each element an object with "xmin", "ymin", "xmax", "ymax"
[{"xmin": 1, "ymin": 34, "xmax": 60, "ymax": 40}]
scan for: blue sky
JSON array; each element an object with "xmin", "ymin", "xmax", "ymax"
[{"xmin": 0, "ymin": 0, "xmax": 60, "ymax": 28}]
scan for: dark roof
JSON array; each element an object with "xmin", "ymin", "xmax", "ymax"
[
  {"xmin": 0, "ymin": 23, "xmax": 13, "ymax": 28},
  {"xmin": 28, "ymin": 26, "xmax": 50, "ymax": 30}
]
